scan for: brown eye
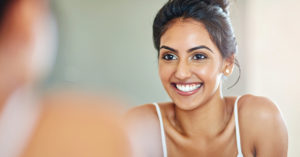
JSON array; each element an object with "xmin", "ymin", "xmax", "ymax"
[
  {"xmin": 162, "ymin": 53, "xmax": 178, "ymax": 60},
  {"xmin": 192, "ymin": 54, "xmax": 207, "ymax": 60}
]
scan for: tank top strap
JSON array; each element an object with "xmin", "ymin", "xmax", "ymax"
[
  {"xmin": 234, "ymin": 96, "xmax": 244, "ymax": 157},
  {"xmin": 153, "ymin": 100, "xmax": 243, "ymax": 157},
  {"xmin": 0, "ymin": 91, "xmax": 41, "ymax": 157},
  {"xmin": 153, "ymin": 103, "xmax": 168, "ymax": 157}
]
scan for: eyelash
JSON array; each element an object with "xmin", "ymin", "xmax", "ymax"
[
  {"xmin": 161, "ymin": 53, "xmax": 207, "ymax": 61},
  {"xmin": 192, "ymin": 53, "xmax": 207, "ymax": 60},
  {"xmin": 162, "ymin": 53, "xmax": 178, "ymax": 60}
]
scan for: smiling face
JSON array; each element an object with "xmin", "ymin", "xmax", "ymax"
[{"xmin": 159, "ymin": 18, "xmax": 233, "ymax": 110}]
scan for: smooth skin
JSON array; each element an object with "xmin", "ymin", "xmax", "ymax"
[{"xmin": 125, "ymin": 18, "xmax": 288, "ymax": 157}]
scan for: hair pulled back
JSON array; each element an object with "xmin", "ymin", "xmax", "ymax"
[
  {"xmin": 153, "ymin": 0, "xmax": 237, "ymax": 59},
  {"xmin": 0, "ymin": 0, "xmax": 16, "ymax": 26}
]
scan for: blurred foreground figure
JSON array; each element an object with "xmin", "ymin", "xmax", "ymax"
[
  {"xmin": 0, "ymin": 0, "xmax": 131, "ymax": 157},
  {"xmin": 22, "ymin": 92, "xmax": 131, "ymax": 157}
]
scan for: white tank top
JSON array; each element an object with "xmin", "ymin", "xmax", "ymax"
[
  {"xmin": 0, "ymin": 91, "xmax": 41, "ymax": 157},
  {"xmin": 153, "ymin": 96, "xmax": 244, "ymax": 157}
]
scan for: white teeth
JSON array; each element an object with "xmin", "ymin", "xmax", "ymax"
[{"xmin": 176, "ymin": 84, "xmax": 201, "ymax": 92}]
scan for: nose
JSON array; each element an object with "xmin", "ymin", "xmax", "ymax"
[{"xmin": 174, "ymin": 60, "xmax": 191, "ymax": 80}]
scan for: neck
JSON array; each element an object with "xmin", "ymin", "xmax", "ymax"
[{"xmin": 174, "ymin": 89, "xmax": 231, "ymax": 139}]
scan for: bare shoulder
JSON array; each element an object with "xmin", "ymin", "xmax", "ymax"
[
  {"xmin": 126, "ymin": 103, "xmax": 157, "ymax": 116},
  {"xmin": 238, "ymin": 94, "xmax": 288, "ymax": 157},
  {"xmin": 238, "ymin": 94, "xmax": 282, "ymax": 118},
  {"xmin": 24, "ymin": 91, "xmax": 131, "ymax": 157},
  {"xmin": 125, "ymin": 104, "xmax": 158, "ymax": 127},
  {"xmin": 125, "ymin": 102, "xmax": 172, "ymax": 125},
  {"xmin": 124, "ymin": 103, "xmax": 166, "ymax": 157}
]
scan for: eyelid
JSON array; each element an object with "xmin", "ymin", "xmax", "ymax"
[
  {"xmin": 190, "ymin": 53, "xmax": 208, "ymax": 60},
  {"xmin": 161, "ymin": 52, "xmax": 178, "ymax": 60},
  {"xmin": 193, "ymin": 51, "xmax": 208, "ymax": 56},
  {"xmin": 161, "ymin": 50, "xmax": 175, "ymax": 54},
  {"xmin": 161, "ymin": 51, "xmax": 177, "ymax": 56}
]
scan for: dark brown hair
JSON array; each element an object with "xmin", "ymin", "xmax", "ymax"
[
  {"xmin": 0, "ymin": 0, "xmax": 16, "ymax": 26},
  {"xmin": 153, "ymin": 0, "xmax": 237, "ymax": 59}
]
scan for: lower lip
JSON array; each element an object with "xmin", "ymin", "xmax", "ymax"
[{"xmin": 172, "ymin": 84, "xmax": 202, "ymax": 96}]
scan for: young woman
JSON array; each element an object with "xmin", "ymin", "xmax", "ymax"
[{"xmin": 125, "ymin": 0, "xmax": 288, "ymax": 157}]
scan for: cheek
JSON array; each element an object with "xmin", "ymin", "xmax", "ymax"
[
  {"xmin": 158, "ymin": 63, "xmax": 167, "ymax": 81},
  {"xmin": 193, "ymin": 62, "xmax": 222, "ymax": 82},
  {"xmin": 158, "ymin": 62, "xmax": 173, "ymax": 82}
]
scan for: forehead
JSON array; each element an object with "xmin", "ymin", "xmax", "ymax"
[{"xmin": 160, "ymin": 18, "xmax": 218, "ymax": 51}]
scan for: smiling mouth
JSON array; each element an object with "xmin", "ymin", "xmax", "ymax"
[{"xmin": 171, "ymin": 83, "xmax": 203, "ymax": 95}]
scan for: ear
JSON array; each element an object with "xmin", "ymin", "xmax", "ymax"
[{"xmin": 222, "ymin": 54, "xmax": 235, "ymax": 76}]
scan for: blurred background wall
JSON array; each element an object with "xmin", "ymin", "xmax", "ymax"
[
  {"xmin": 45, "ymin": 0, "xmax": 299, "ymax": 156},
  {"xmin": 47, "ymin": 0, "xmax": 169, "ymax": 105},
  {"xmin": 245, "ymin": 0, "xmax": 300, "ymax": 156}
]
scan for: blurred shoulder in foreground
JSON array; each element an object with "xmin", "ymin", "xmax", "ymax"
[{"xmin": 22, "ymin": 91, "xmax": 132, "ymax": 157}]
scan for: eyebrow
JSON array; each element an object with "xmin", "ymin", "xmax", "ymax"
[
  {"xmin": 188, "ymin": 45, "xmax": 213, "ymax": 53},
  {"xmin": 160, "ymin": 45, "xmax": 214, "ymax": 53},
  {"xmin": 160, "ymin": 45, "xmax": 178, "ymax": 53}
]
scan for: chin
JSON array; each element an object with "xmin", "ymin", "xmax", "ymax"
[
  {"xmin": 169, "ymin": 95, "xmax": 203, "ymax": 111},
  {"xmin": 165, "ymin": 86, "xmax": 207, "ymax": 110}
]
